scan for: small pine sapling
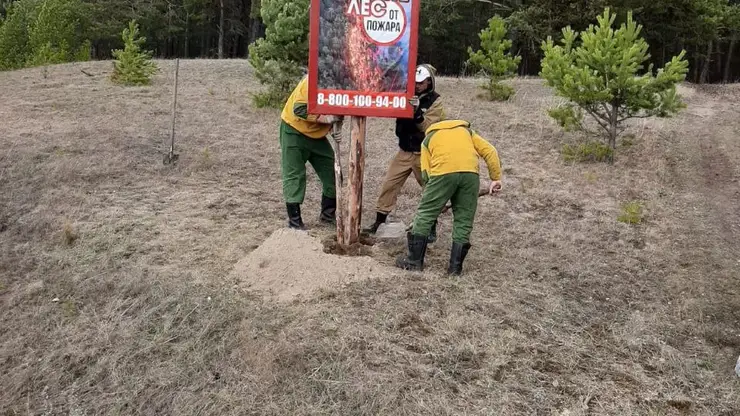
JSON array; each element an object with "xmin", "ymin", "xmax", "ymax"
[
  {"xmin": 111, "ymin": 20, "xmax": 158, "ymax": 86},
  {"xmin": 466, "ymin": 15, "xmax": 522, "ymax": 101},
  {"xmin": 540, "ymin": 8, "xmax": 689, "ymax": 163}
]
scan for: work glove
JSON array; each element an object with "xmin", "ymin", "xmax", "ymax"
[
  {"xmin": 331, "ymin": 121, "xmax": 343, "ymax": 143},
  {"xmin": 317, "ymin": 114, "xmax": 344, "ymax": 125}
]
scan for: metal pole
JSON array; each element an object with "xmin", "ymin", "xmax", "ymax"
[{"xmin": 164, "ymin": 58, "xmax": 180, "ymax": 164}]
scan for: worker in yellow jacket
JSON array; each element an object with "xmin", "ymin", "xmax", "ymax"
[
  {"xmin": 396, "ymin": 120, "xmax": 502, "ymax": 275},
  {"xmin": 280, "ymin": 75, "xmax": 343, "ymax": 229}
]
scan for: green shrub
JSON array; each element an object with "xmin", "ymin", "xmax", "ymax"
[
  {"xmin": 476, "ymin": 81, "xmax": 515, "ymax": 101},
  {"xmin": 562, "ymin": 141, "xmax": 613, "ymax": 163},
  {"xmin": 618, "ymin": 201, "xmax": 644, "ymax": 224},
  {"xmin": 252, "ymin": 89, "xmax": 288, "ymax": 109}
]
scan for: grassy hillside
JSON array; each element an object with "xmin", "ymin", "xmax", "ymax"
[{"xmin": 1, "ymin": 60, "xmax": 738, "ymax": 415}]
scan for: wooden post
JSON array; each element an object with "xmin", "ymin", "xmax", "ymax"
[
  {"xmin": 345, "ymin": 116, "xmax": 367, "ymax": 245},
  {"xmin": 331, "ymin": 121, "xmax": 346, "ymax": 246}
]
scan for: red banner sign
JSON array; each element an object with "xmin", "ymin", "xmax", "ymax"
[{"xmin": 308, "ymin": 0, "xmax": 420, "ymax": 118}]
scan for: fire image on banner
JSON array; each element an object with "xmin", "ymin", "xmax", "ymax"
[{"xmin": 308, "ymin": 0, "xmax": 420, "ymax": 118}]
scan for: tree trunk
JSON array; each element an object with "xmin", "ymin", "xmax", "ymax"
[
  {"xmin": 232, "ymin": 35, "xmax": 239, "ymax": 57},
  {"xmin": 184, "ymin": 14, "xmax": 189, "ymax": 58},
  {"xmin": 248, "ymin": 19, "xmax": 257, "ymax": 46},
  {"xmin": 725, "ymin": 33, "xmax": 737, "ymax": 83},
  {"xmin": 608, "ymin": 101, "xmax": 618, "ymax": 164},
  {"xmin": 716, "ymin": 41, "xmax": 723, "ymax": 81},
  {"xmin": 249, "ymin": 17, "xmax": 265, "ymax": 46},
  {"xmin": 218, "ymin": 0, "xmax": 225, "ymax": 59},
  {"xmin": 661, "ymin": 45, "xmax": 666, "ymax": 65},
  {"xmin": 167, "ymin": 3, "xmax": 172, "ymax": 58},
  {"xmin": 700, "ymin": 40, "xmax": 713, "ymax": 84}
]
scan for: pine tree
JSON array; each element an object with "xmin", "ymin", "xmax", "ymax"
[
  {"xmin": 467, "ymin": 15, "xmax": 522, "ymax": 101},
  {"xmin": 110, "ymin": 20, "xmax": 158, "ymax": 86},
  {"xmin": 26, "ymin": 0, "xmax": 91, "ymax": 67},
  {"xmin": 0, "ymin": 0, "xmax": 90, "ymax": 70},
  {"xmin": 540, "ymin": 8, "xmax": 689, "ymax": 162},
  {"xmin": 0, "ymin": 0, "xmax": 39, "ymax": 70},
  {"xmin": 247, "ymin": 0, "xmax": 309, "ymax": 108}
]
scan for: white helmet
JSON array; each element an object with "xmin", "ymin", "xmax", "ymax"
[{"xmin": 415, "ymin": 65, "xmax": 431, "ymax": 83}]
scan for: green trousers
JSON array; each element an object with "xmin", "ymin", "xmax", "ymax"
[
  {"xmin": 279, "ymin": 121, "xmax": 336, "ymax": 204},
  {"xmin": 412, "ymin": 172, "xmax": 480, "ymax": 244}
]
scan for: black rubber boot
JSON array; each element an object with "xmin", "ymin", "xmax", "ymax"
[
  {"xmin": 395, "ymin": 232, "xmax": 428, "ymax": 271},
  {"xmin": 427, "ymin": 220, "xmax": 438, "ymax": 243},
  {"xmin": 286, "ymin": 203, "xmax": 305, "ymax": 230},
  {"xmin": 319, "ymin": 195, "xmax": 336, "ymax": 224},
  {"xmin": 447, "ymin": 241, "xmax": 472, "ymax": 275},
  {"xmin": 363, "ymin": 212, "xmax": 388, "ymax": 234}
]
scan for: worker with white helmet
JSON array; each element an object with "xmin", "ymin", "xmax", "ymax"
[{"xmin": 364, "ymin": 64, "xmax": 446, "ymax": 241}]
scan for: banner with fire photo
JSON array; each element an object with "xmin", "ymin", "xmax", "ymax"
[{"xmin": 308, "ymin": 0, "xmax": 421, "ymax": 118}]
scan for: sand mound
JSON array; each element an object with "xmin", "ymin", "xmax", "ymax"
[{"xmin": 231, "ymin": 228, "xmax": 394, "ymax": 301}]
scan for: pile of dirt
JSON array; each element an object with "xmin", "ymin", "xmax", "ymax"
[{"xmin": 231, "ymin": 228, "xmax": 394, "ymax": 302}]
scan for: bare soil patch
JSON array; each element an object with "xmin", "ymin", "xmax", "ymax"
[{"xmin": 322, "ymin": 233, "xmax": 377, "ymax": 256}]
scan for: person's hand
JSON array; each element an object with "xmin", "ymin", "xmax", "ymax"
[
  {"xmin": 331, "ymin": 127, "xmax": 343, "ymax": 143},
  {"xmin": 409, "ymin": 95, "xmax": 420, "ymax": 109},
  {"xmin": 488, "ymin": 180, "xmax": 502, "ymax": 194},
  {"xmin": 317, "ymin": 114, "xmax": 343, "ymax": 124}
]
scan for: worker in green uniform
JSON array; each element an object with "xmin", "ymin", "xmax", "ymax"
[
  {"xmin": 280, "ymin": 75, "xmax": 343, "ymax": 229},
  {"xmin": 395, "ymin": 119, "xmax": 503, "ymax": 275}
]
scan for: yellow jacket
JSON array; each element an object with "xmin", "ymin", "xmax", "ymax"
[
  {"xmin": 420, "ymin": 120, "xmax": 501, "ymax": 182},
  {"xmin": 280, "ymin": 76, "xmax": 332, "ymax": 139}
]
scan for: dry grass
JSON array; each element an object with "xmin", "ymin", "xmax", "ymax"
[{"xmin": 1, "ymin": 60, "xmax": 739, "ymax": 415}]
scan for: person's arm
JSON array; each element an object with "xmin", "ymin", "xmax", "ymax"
[
  {"xmin": 471, "ymin": 131, "xmax": 502, "ymax": 183},
  {"xmin": 292, "ymin": 102, "xmax": 317, "ymax": 122},
  {"xmin": 415, "ymin": 98, "xmax": 445, "ymax": 132},
  {"xmin": 292, "ymin": 102, "xmax": 341, "ymax": 124}
]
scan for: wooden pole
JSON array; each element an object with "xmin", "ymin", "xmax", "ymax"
[
  {"xmin": 345, "ymin": 116, "xmax": 366, "ymax": 245},
  {"xmin": 331, "ymin": 121, "xmax": 346, "ymax": 246}
]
